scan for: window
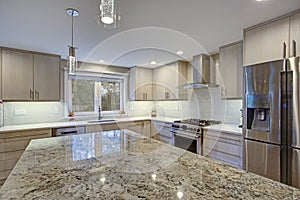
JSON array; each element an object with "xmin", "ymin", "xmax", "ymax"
[
  {"xmin": 70, "ymin": 76, "xmax": 124, "ymax": 115},
  {"xmin": 72, "ymin": 79, "xmax": 95, "ymax": 112}
]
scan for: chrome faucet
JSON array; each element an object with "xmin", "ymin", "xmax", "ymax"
[{"xmin": 98, "ymin": 105, "xmax": 103, "ymax": 120}]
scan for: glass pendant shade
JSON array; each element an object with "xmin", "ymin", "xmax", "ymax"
[
  {"xmin": 68, "ymin": 47, "xmax": 77, "ymax": 75},
  {"xmin": 100, "ymin": 0, "xmax": 114, "ymax": 24}
]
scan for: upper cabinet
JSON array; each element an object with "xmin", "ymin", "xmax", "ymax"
[
  {"xmin": 153, "ymin": 61, "xmax": 188, "ymax": 101},
  {"xmin": 1, "ymin": 48, "xmax": 61, "ymax": 101},
  {"xmin": 219, "ymin": 41, "xmax": 243, "ymax": 99},
  {"xmin": 290, "ymin": 12, "xmax": 300, "ymax": 57},
  {"xmin": 33, "ymin": 54, "xmax": 60, "ymax": 101},
  {"xmin": 244, "ymin": 10, "xmax": 300, "ymax": 66},
  {"xmin": 129, "ymin": 67, "xmax": 153, "ymax": 101},
  {"xmin": 244, "ymin": 17, "xmax": 289, "ymax": 66},
  {"xmin": 2, "ymin": 49, "xmax": 34, "ymax": 101}
]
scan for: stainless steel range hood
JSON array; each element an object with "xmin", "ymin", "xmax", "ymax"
[{"xmin": 181, "ymin": 54, "xmax": 218, "ymax": 89}]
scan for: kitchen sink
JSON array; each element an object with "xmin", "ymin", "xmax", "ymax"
[{"xmin": 87, "ymin": 119, "xmax": 116, "ymax": 123}]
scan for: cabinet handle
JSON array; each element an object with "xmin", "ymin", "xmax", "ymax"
[
  {"xmin": 165, "ymin": 92, "xmax": 169, "ymax": 99},
  {"xmin": 283, "ymin": 42, "xmax": 287, "ymax": 59},
  {"xmin": 30, "ymin": 89, "xmax": 34, "ymax": 100},
  {"xmin": 35, "ymin": 90, "xmax": 39, "ymax": 100},
  {"xmin": 292, "ymin": 40, "xmax": 297, "ymax": 57}
]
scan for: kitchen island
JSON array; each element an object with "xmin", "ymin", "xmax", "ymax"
[{"xmin": 0, "ymin": 130, "xmax": 299, "ymax": 199}]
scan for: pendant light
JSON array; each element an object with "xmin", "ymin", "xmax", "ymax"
[
  {"xmin": 97, "ymin": 0, "xmax": 121, "ymax": 29},
  {"xmin": 66, "ymin": 8, "xmax": 79, "ymax": 75}
]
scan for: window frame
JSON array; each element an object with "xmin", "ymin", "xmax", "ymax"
[{"xmin": 67, "ymin": 74, "xmax": 125, "ymax": 117}]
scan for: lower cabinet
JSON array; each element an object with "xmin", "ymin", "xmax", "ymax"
[
  {"xmin": 126, "ymin": 121, "xmax": 151, "ymax": 137},
  {"xmin": 86, "ymin": 123, "xmax": 120, "ymax": 133},
  {"xmin": 203, "ymin": 129, "xmax": 242, "ymax": 169},
  {"xmin": 0, "ymin": 129, "xmax": 51, "ymax": 186},
  {"xmin": 85, "ymin": 120, "xmax": 151, "ymax": 137},
  {"xmin": 151, "ymin": 120, "xmax": 173, "ymax": 144}
]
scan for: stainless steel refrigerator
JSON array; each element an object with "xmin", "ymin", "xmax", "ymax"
[{"xmin": 243, "ymin": 52, "xmax": 300, "ymax": 188}]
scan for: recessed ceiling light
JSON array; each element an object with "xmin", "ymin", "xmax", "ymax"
[
  {"xmin": 176, "ymin": 50, "xmax": 184, "ymax": 55},
  {"xmin": 256, "ymin": 0, "xmax": 264, "ymax": 1},
  {"xmin": 98, "ymin": 59, "xmax": 105, "ymax": 63},
  {"xmin": 150, "ymin": 60, "xmax": 157, "ymax": 65}
]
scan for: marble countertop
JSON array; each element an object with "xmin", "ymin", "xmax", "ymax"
[
  {"xmin": 203, "ymin": 124, "xmax": 242, "ymax": 135},
  {"xmin": 0, "ymin": 116, "xmax": 179, "ymax": 133},
  {"xmin": 0, "ymin": 130, "xmax": 299, "ymax": 199}
]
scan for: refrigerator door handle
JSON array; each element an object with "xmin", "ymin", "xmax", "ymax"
[
  {"xmin": 283, "ymin": 42, "xmax": 287, "ymax": 59},
  {"xmin": 292, "ymin": 40, "xmax": 297, "ymax": 57}
]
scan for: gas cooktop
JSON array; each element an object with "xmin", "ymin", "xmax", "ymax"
[{"xmin": 173, "ymin": 119, "xmax": 221, "ymax": 127}]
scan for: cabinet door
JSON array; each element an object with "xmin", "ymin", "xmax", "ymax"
[
  {"xmin": 219, "ymin": 42, "xmax": 243, "ymax": 99},
  {"xmin": 244, "ymin": 17, "xmax": 290, "ymax": 66},
  {"xmin": 2, "ymin": 49, "xmax": 34, "ymax": 100},
  {"xmin": 290, "ymin": 12, "xmax": 300, "ymax": 57},
  {"xmin": 153, "ymin": 65, "xmax": 177, "ymax": 100},
  {"xmin": 34, "ymin": 54, "xmax": 60, "ymax": 101},
  {"xmin": 129, "ymin": 67, "xmax": 153, "ymax": 101}
]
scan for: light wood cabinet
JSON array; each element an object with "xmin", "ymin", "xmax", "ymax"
[
  {"xmin": 33, "ymin": 54, "xmax": 60, "ymax": 101},
  {"xmin": 129, "ymin": 67, "xmax": 153, "ymax": 101},
  {"xmin": 203, "ymin": 129, "xmax": 242, "ymax": 169},
  {"xmin": 1, "ymin": 48, "xmax": 61, "ymax": 101},
  {"xmin": 244, "ymin": 17, "xmax": 290, "ymax": 66},
  {"xmin": 290, "ymin": 12, "xmax": 300, "ymax": 57},
  {"xmin": 0, "ymin": 129, "xmax": 51, "ymax": 186},
  {"xmin": 153, "ymin": 61, "xmax": 188, "ymax": 100},
  {"xmin": 151, "ymin": 120, "xmax": 173, "ymax": 144},
  {"xmin": 219, "ymin": 41, "xmax": 243, "ymax": 99},
  {"xmin": 2, "ymin": 49, "xmax": 34, "ymax": 100},
  {"xmin": 126, "ymin": 120, "xmax": 151, "ymax": 137},
  {"xmin": 86, "ymin": 123, "xmax": 120, "ymax": 133}
]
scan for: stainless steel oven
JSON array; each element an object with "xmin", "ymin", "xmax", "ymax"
[
  {"xmin": 172, "ymin": 132, "xmax": 202, "ymax": 154},
  {"xmin": 171, "ymin": 119, "xmax": 220, "ymax": 155}
]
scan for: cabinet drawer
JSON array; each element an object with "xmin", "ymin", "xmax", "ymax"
[
  {"xmin": 0, "ymin": 158, "xmax": 19, "ymax": 171},
  {"xmin": 0, "ymin": 129, "xmax": 51, "ymax": 139},
  {"xmin": 204, "ymin": 137, "xmax": 241, "ymax": 157},
  {"xmin": 0, "ymin": 134, "xmax": 50, "ymax": 152},
  {"xmin": 0, "ymin": 150, "xmax": 23, "ymax": 161},
  {"xmin": 0, "ymin": 169, "xmax": 12, "ymax": 180},
  {"xmin": 206, "ymin": 149, "xmax": 242, "ymax": 169}
]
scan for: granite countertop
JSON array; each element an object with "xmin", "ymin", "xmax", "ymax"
[
  {"xmin": 0, "ymin": 116, "xmax": 180, "ymax": 133},
  {"xmin": 0, "ymin": 130, "xmax": 299, "ymax": 199}
]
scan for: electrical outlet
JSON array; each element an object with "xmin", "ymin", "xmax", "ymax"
[
  {"xmin": 53, "ymin": 107, "xmax": 59, "ymax": 114},
  {"xmin": 14, "ymin": 108, "xmax": 26, "ymax": 116}
]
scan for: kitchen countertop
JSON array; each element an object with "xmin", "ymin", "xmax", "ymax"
[
  {"xmin": 203, "ymin": 124, "xmax": 242, "ymax": 135},
  {"xmin": 0, "ymin": 130, "xmax": 299, "ymax": 199},
  {"xmin": 0, "ymin": 116, "xmax": 179, "ymax": 133}
]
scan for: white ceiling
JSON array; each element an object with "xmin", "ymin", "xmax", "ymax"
[{"xmin": 1, "ymin": 0, "xmax": 300, "ymax": 68}]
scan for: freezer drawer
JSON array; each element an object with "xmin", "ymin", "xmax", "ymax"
[
  {"xmin": 289, "ymin": 148, "xmax": 300, "ymax": 188},
  {"xmin": 243, "ymin": 139, "xmax": 281, "ymax": 182}
]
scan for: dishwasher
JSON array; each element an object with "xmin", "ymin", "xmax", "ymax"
[{"xmin": 52, "ymin": 126, "xmax": 86, "ymax": 137}]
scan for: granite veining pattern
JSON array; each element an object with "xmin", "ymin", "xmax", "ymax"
[{"xmin": 0, "ymin": 130, "xmax": 299, "ymax": 199}]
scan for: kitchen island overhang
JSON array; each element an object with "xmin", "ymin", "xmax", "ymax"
[{"xmin": 0, "ymin": 130, "xmax": 299, "ymax": 199}]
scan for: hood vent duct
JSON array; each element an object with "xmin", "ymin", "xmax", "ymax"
[{"xmin": 181, "ymin": 54, "xmax": 218, "ymax": 89}]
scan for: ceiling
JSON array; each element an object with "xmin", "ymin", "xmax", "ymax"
[{"xmin": 1, "ymin": 0, "xmax": 300, "ymax": 68}]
